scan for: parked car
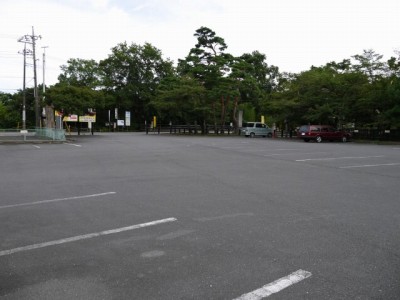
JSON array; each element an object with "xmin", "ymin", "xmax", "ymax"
[
  {"xmin": 241, "ymin": 122, "xmax": 273, "ymax": 138},
  {"xmin": 297, "ymin": 125, "xmax": 351, "ymax": 143}
]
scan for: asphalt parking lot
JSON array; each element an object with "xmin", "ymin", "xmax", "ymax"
[{"xmin": 1, "ymin": 133, "xmax": 400, "ymax": 299}]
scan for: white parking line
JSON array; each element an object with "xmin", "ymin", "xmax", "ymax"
[
  {"xmin": 264, "ymin": 151, "xmax": 326, "ymax": 157},
  {"xmin": 63, "ymin": 142, "xmax": 82, "ymax": 147},
  {"xmin": 195, "ymin": 213, "xmax": 254, "ymax": 222},
  {"xmin": 0, "ymin": 217, "xmax": 177, "ymax": 257},
  {"xmin": 0, "ymin": 192, "xmax": 116, "ymax": 210},
  {"xmin": 340, "ymin": 163, "xmax": 400, "ymax": 169},
  {"xmin": 233, "ymin": 269, "xmax": 312, "ymax": 299},
  {"xmin": 296, "ymin": 155, "xmax": 384, "ymax": 162}
]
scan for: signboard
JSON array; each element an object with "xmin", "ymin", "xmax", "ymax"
[
  {"xmin": 63, "ymin": 114, "xmax": 78, "ymax": 122},
  {"xmin": 79, "ymin": 115, "xmax": 96, "ymax": 123},
  {"xmin": 125, "ymin": 111, "xmax": 131, "ymax": 127},
  {"xmin": 117, "ymin": 119, "xmax": 124, "ymax": 126},
  {"xmin": 63, "ymin": 113, "xmax": 96, "ymax": 123}
]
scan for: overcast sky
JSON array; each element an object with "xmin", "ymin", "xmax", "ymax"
[{"xmin": 1, "ymin": 0, "xmax": 399, "ymax": 93}]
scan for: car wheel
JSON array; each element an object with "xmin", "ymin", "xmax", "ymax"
[
  {"xmin": 250, "ymin": 132, "xmax": 255, "ymax": 138},
  {"xmin": 316, "ymin": 136, "xmax": 322, "ymax": 143},
  {"xmin": 342, "ymin": 136, "xmax": 347, "ymax": 143},
  {"xmin": 267, "ymin": 133, "xmax": 272, "ymax": 138},
  {"xmin": 304, "ymin": 139, "xmax": 310, "ymax": 142}
]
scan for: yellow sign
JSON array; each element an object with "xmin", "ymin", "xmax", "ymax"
[
  {"xmin": 153, "ymin": 116, "xmax": 157, "ymax": 128},
  {"xmin": 62, "ymin": 114, "xmax": 96, "ymax": 122},
  {"xmin": 261, "ymin": 115, "xmax": 265, "ymax": 123},
  {"xmin": 63, "ymin": 114, "xmax": 78, "ymax": 122},
  {"xmin": 79, "ymin": 115, "xmax": 96, "ymax": 123}
]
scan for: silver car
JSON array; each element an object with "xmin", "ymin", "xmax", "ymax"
[{"xmin": 241, "ymin": 122, "xmax": 273, "ymax": 138}]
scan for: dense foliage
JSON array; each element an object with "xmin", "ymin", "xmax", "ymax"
[{"xmin": 2, "ymin": 28, "xmax": 400, "ymax": 131}]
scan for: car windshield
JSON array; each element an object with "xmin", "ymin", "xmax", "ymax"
[{"xmin": 299, "ymin": 125, "xmax": 309, "ymax": 132}]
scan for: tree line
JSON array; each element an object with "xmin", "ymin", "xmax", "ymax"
[{"xmin": 1, "ymin": 26, "xmax": 399, "ymax": 131}]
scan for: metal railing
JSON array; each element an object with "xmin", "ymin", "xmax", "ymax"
[
  {"xmin": 146, "ymin": 124, "xmax": 237, "ymax": 135},
  {"xmin": 351, "ymin": 129, "xmax": 400, "ymax": 141},
  {"xmin": 0, "ymin": 128, "xmax": 66, "ymax": 142}
]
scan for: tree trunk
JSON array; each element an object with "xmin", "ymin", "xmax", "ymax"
[
  {"xmin": 232, "ymin": 96, "xmax": 239, "ymax": 134},
  {"xmin": 43, "ymin": 105, "xmax": 55, "ymax": 128}
]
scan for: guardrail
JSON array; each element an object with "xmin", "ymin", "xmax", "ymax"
[
  {"xmin": 146, "ymin": 124, "xmax": 236, "ymax": 135},
  {"xmin": 143, "ymin": 125, "xmax": 400, "ymax": 141},
  {"xmin": 351, "ymin": 129, "xmax": 400, "ymax": 141},
  {"xmin": 0, "ymin": 128, "xmax": 66, "ymax": 142}
]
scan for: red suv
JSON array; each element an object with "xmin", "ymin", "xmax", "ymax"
[{"xmin": 297, "ymin": 125, "xmax": 351, "ymax": 143}]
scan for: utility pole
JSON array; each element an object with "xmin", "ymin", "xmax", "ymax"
[
  {"xmin": 42, "ymin": 46, "xmax": 49, "ymax": 127},
  {"xmin": 18, "ymin": 43, "xmax": 28, "ymax": 130},
  {"xmin": 31, "ymin": 27, "xmax": 40, "ymax": 128},
  {"xmin": 18, "ymin": 27, "xmax": 41, "ymax": 128},
  {"xmin": 18, "ymin": 38, "xmax": 33, "ymax": 130},
  {"xmin": 22, "ymin": 44, "xmax": 26, "ymax": 130},
  {"xmin": 42, "ymin": 46, "xmax": 48, "ymax": 95}
]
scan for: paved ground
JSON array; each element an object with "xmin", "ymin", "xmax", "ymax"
[{"xmin": 1, "ymin": 133, "xmax": 400, "ymax": 299}]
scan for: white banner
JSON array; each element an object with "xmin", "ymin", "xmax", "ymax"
[{"xmin": 125, "ymin": 111, "xmax": 131, "ymax": 127}]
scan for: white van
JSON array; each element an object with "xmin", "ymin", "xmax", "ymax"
[{"xmin": 241, "ymin": 122, "xmax": 273, "ymax": 138}]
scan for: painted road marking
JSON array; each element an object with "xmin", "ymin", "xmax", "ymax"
[
  {"xmin": 264, "ymin": 151, "xmax": 327, "ymax": 157},
  {"xmin": 340, "ymin": 163, "xmax": 400, "ymax": 169},
  {"xmin": 195, "ymin": 213, "xmax": 254, "ymax": 222},
  {"xmin": 32, "ymin": 145, "xmax": 40, "ymax": 149},
  {"xmin": 0, "ymin": 217, "xmax": 177, "ymax": 257},
  {"xmin": 0, "ymin": 192, "xmax": 116, "ymax": 210},
  {"xmin": 63, "ymin": 142, "xmax": 82, "ymax": 147},
  {"xmin": 233, "ymin": 269, "xmax": 312, "ymax": 299},
  {"xmin": 296, "ymin": 155, "xmax": 384, "ymax": 162}
]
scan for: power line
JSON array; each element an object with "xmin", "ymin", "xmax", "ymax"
[
  {"xmin": 0, "ymin": 88, "xmax": 19, "ymax": 91},
  {"xmin": 0, "ymin": 34, "xmax": 19, "ymax": 39}
]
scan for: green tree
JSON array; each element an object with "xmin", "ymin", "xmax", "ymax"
[
  {"xmin": 151, "ymin": 75, "xmax": 207, "ymax": 126},
  {"xmin": 0, "ymin": 91, "xmax": 34, "ymax": 128},
  {"xmin": 178, "ymin": 26, "xmax": 229, "ymax": 85},
  {"xmin": 99, "ymin": 42, "xmax": 174, "ymax": 127},
  {"xmin": 234, "ymin": 51, "xmax": 280, "ymax": 126},
  {"xmin": 58, "ymin": 58, "xmax": 101, "ymax": 88},
  {"xmin": 352, "ymin": 49, "xmax": 386, "ymax": 82},
  {"xmin": 45, "ymin": 84, "xmax": 104, "ymax": 116},
  {"xmin": 0, "ymin": 93, "xmax": 8, "ymax": 128},
  {"xmin": 178, "ymin": 27, "xmax": 241, "ymax": 130},
  {"xmin": 266, "ymin": 64, "xmax": 369, "ymax": 129},
  {"xmin": 378, "ymin": 53, "xmax": 400, "ymax": 128},
  {"xmin": 351, "ymin": 50, "xmax": 393, "ymax": 128}
]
